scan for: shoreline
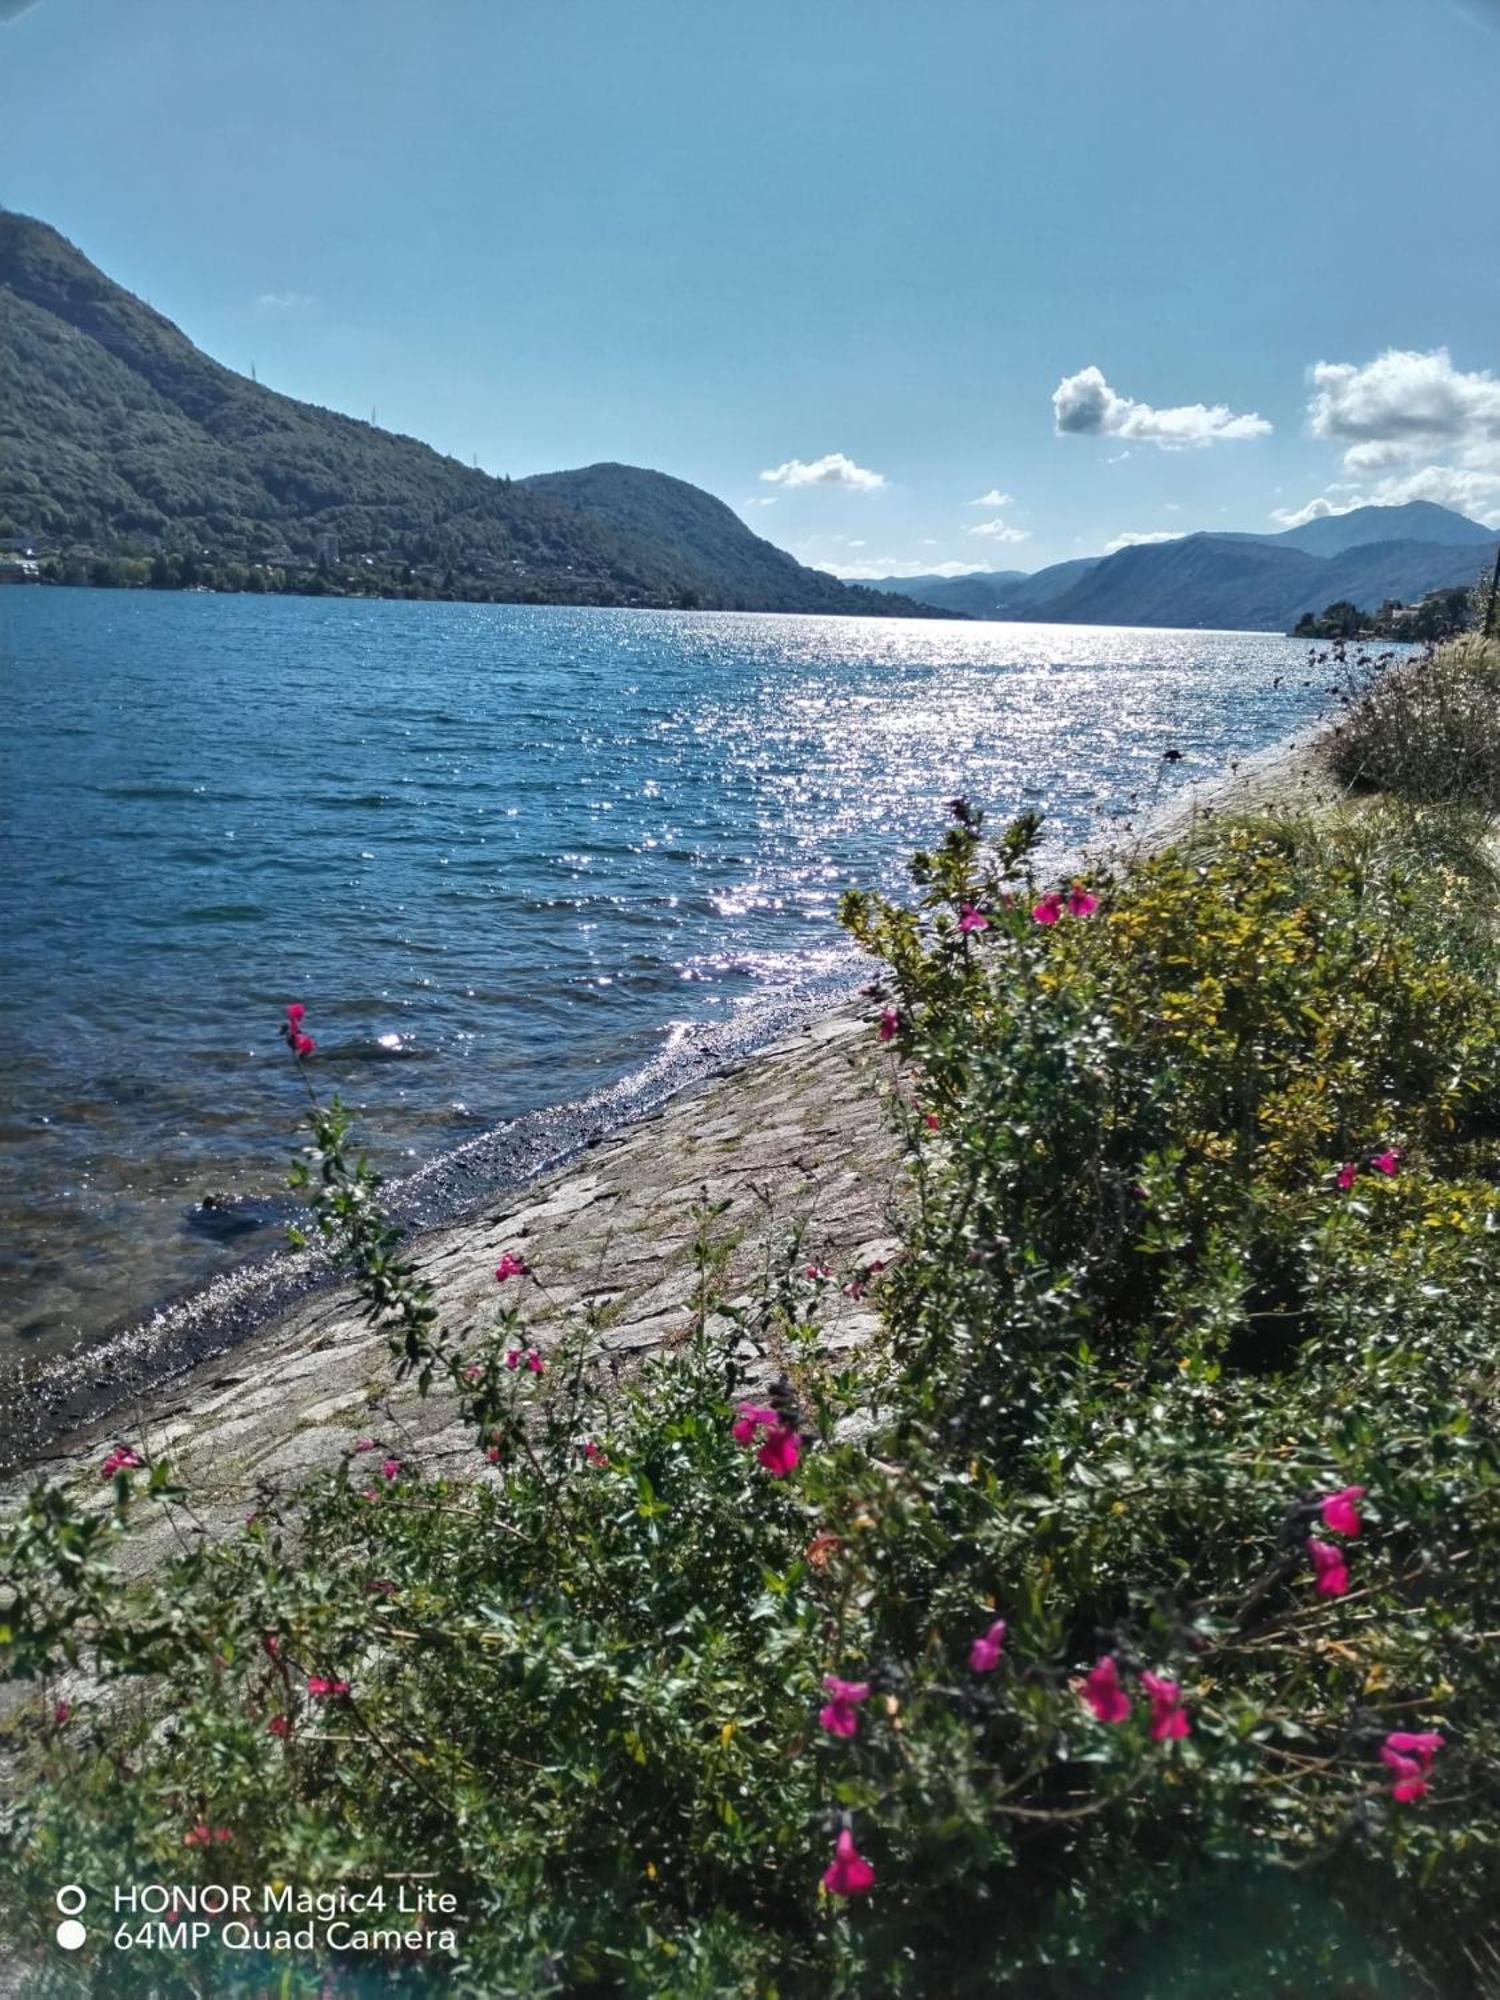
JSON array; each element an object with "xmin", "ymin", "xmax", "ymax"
[{"xmin": 0, "ymin": 716, "xmax": 1333, "ymax": 1505}]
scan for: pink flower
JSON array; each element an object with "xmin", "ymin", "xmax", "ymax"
[
  {"xmin": 731, "ymin": 1402, "xmax": 801, "ymax": 1475},
  {"xmin": 1336, "ymin": 1161, "xmax": 1358, "ymax": 1192},
  {"xmin": 99, "ymin": 1446, "xmax": 141, "ymax": 1478},
  {"xmin": 822, "ymin": 1827, "xmax": 875, "ymax": 1897},
  {"xmin": 843, "ymin": 1258, "xmax": 887, "ymax": 1301},
  {"xmin": 583, "ymin": 1440, "xmax": 609, "ymax": 1467},
  {"xmin": 818, "ymin": 1676, "xmax": 871, "ymax": 1738},
  {"xmin": 1380, "ymin": 1734, "xmax": 1441, "ymax": 1803},
  {"xmin": 525, "ymin": 1348, "xmax": 544, "ymax": 1374},
  {"xmin": 285, "ymin": 1003, "xmax": 305, "ymax": 1025},
  {"xmin": 757, "ymin": 1424, "xmax": 802, "ymax": 1478},
  {"xmin": 959, "ymin": 904, "xmax": 989, "ymax": 934},
  {"xmin": 494, "ymin": 1251, "xmax": 528, "ymax": 1282},
  {"xmin": 1082, "ymin": 1656, "xmax": 1132, "ymax": 1724},
  {"xmin": 1032, "ymin": 892, "xmax": 1062, "ymax": 926},
  {"xmin": 1066, "ymin": 883, "xmax": 1099, "ymax": 918},
  {"xmin": 731, "ymin": 1402, "xmax": 781, "ymax": 1446},
  {"xmin": 923, "ymin": 1109, "xmax": 940, "ymax": 1132},
  {"xmin": 268, "ymin": 1715, "xmax": 290, "ymax": 1739},
  {"xmin": 805, "ymin": 1263, "xmax": 832, "ymax": 1280},
  {"xmin": 1370, "ymin": 1149, "xmax": 1400, "ymax": 1176},
  {"xmin": 485, "ymin": 1445, "xmax": 501, "ymax": 1463},
  {"xmin": 261, "ymin": 1631, "xmax": 280, "ymax": 1660},
  {"xmin": 1319, "ymin": 1485, "xmax": 1365, "ymax": 1537},
  {"xmin": 463, "ymin": 1363, "xmax": 483, "ymax": 1383},
  {"xmin": 380, "ymin": 1458, "xmax": 402, "ymax": 1481},
  {"xmin": 1308, "ymin": 1537, "xmax": 1350, "ymax": 1597},
  {"xmin": 1140, "ymin": 1671, "xmax": 1190, "ymax": 1741},
  {"xmin": 306, "ymin": 1677, "xmax": 350, "ymax": 1698},
  {"xmin": 968, "ymin": 1619, "xmax": 1007, "ymax": 1673},
  {"xmin": 878, "ymin": 1007, "xmax": 900, "ymax": 1044},
  {"xmin": 505, "ymin": 1349, "xmax": 521, "ymax": 1370},
  {"xmin": 184, "ymin": 1824, "xmax": 231, "ymax": 1848},
  {"xmin": 354, "ymin": 1438, "xmax": 378, "ymax": 1453},
  {"xmin": 53, "ymin": 1701, "xmax": 71, "ymax": 1726}
]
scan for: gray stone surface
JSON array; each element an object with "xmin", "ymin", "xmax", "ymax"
[{"xmin": 3, "ymin": 1008, "xmax": 902, "ymax": 1575}]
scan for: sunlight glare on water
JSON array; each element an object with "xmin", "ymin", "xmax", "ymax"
[{"xmin": 0, "ymin": 590, "xmax": 1330, "ymax": 1363}]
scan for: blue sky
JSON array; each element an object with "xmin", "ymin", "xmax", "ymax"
[{"xmin": 3, "ymin": 0, "xmax": 1499, "ymax": 574}]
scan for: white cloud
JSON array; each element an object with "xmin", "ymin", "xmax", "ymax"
[
  {"xmin": 758, "ymin": 452, "xmax": 888, "ymax": 491},
  {"xmin": 815, "ymin": 556, "xmax": 988, "ymax": 581},
  {"xmin": 1053, "ymin": 364, "xmax": 1271, "ymax": 448},
  {"xmin": 968, "ymin": 488, "xmax": 1014, "ymax": 507},
  {"xmin": 1308, "ymin": 348, "xmax": 1500, "ymax": 450},
  {"xmin": 1272, "ymin": 350, "xmax": 1500, "ymax": 529},
  {"xmin": 741, "ymin": 497, "xmax": 777, "ymax": 509},
  {"xmin": 966, "ymin": 516, "xmax": 1031, "ymax": 544},
  {"xmin": 256, "ymin": 290, "xmax": 317, "ymax": 311},
  {"xmin": 1103, "ymin": 529, "xmax": 1188, "ymax": 555}
]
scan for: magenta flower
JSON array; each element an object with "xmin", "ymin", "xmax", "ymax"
[
  {"xmin": 1381, "ymin": 1732, "xmax": 1442, "ymax": 1803},
  {"xmin": 261, "ymin": 1631, "xmax": 280, "ymax": 1660},
  {"xmin": 268, "ymin": 1714, "xmax": 290, "ymax": 1739},
  {"xmin": 818, "ymin": 1676, "xmax": 871, "ymax": 1738},
  {"xmin": 1336, "ymin": 1161, "xmax": 1358, "ymax": 1192},
  {"xmin": 291, "ymin": 1032, "xmax": 316, "ymax": 1057},
  {"xmin": 380, "ymin": 1457, "xmax": 402, "ymax": 1481},
  {"xmin": 583, "ymin": 1439, "xmax": 609, "ymax": 1467},
  {"xmin": 878, "ymin": 1007, "xmax": 900, "ymax": 1044},
  {"xmin": 505, "ymin": 1349, "xmax": 521, "ymax": 1370},
  {"xmin": 1319, "ymin": 1485, "xmax": 1365, "ymax": 1537},
  {"xmin": 1082, "ymin": 1656, "xmax": 1132, "ymax": 1723},
  {"xmin": 1032, "ymin": 892, "xmax": 1062, "ymax": 926},
  {"xmin": 285, "ymin": 1003, "xmax": 305, "ymax": 1026},
  {"xmin": 1370, "ymin": 1149, "xmax": 1400, "ymax": 1176},
  {"xmin": 53, "ymin": 1701, "xmax": 71, "ymax": 1726},
  {"xmin": 1066, "ymin": 883, "xmax": 1099, "ymax": 918},
  {"xmin": 730, "ymin": 1402, "xmax": 801, "ymax": 1475},
  {"xmin": 306, "ymin": 1676, "xmax": 350, "ymax": 1698},
  {"xmin": 525, "ymin": 1348, "xmax": 544, "ymax": 1374},
  {"xmin": 968, "ymin": 1619, "xmax": 1007, "ymax": 1673},
  {"xmin": 1309, "ymin": 1537, "xmax": 1350, "ymax": 1597},
  {"xmin": 1381, "ymin": 1729, "xmax": 1443, "ymax": 1803},
  {"xmin": 843, "ymin": 1258, "xmax": 887, "ymax": 1301},
  {"xmin": 99, "ymin": 1446, "xmax": 141, "ymax": 1479},
  {"xmin": 354, "ymin": 1437, "xmax": 378, "ymax": 1453},
  {"xmin": 1140, "ymin": 1671, "xmax": 1190, "ymax": 1741},
  {"xmin": 805, "ymin": 1263, "xmax": 832, "ymax": 1281},
  {"xmin": 757, "ymin": 1424, "xmax": 801, "ymax": 1477},
  {"xmin": 822, "ymin": 1827, "xmax": 876, "ymax": 1897},
  {"xmin": 494, "ymin": 1251, "xmax": 528, "ymax": 1282},
  {"xmin": 958, "ymin": 904, "xmax": 989, "ymax": 934},
  {"xmin": 923, "ymin": 1109, "xmax": 940, "ymax": 1132},
  {"xmin": 731, "ymin": 1402, "xmax": 781, "ymax": 1445}
]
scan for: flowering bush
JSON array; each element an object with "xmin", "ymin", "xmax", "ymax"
[{"xmin": 3, "ymin": 798, "xmax": 1500, "ymax": 1996}]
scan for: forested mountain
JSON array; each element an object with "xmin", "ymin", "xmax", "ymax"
[
  {"xmin": 870, "ymin": 504, "xmax": 1495, "ymax": 631},
  {"xmin": 519, "ymin": 463, "xmax": 889, "ymax": 616},
  {"xmin": 0, "ymin": 210, "xmax": 930, "ymax": 616}
]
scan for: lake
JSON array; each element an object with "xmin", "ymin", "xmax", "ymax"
[{"xmin": 0, "ymin": 588, "xmax": 1328, "ymax": 1394}]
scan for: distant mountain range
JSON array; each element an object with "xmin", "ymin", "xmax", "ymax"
[
  {"xmin": 0, "ymin": 209, "xmax": 935, "ymax": 618},
  {"xmin": 870, "ymin": 501, "xmax": 1498, "ymax": 631}
]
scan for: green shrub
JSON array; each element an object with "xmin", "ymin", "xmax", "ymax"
[
  {"xmin": 1326, "ymin": 634, "xmax": 1500, "ymax": 808},
  {"xmin": 3, "ymin": 801, "xmax": 1500, "ymax": 1997}
]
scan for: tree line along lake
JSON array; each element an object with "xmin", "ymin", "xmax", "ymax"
[{"xmin": 0, "ymin": 588, "xmax": 1334, "ymax": 1398}]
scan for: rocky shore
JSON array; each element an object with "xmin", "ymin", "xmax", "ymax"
[
  {"xmin": 5, "ymin": 1008, "xmax": 902, "ymax": 1575},
  {"xmin": 1, "ymin": 721, "xmax": 1332, "ymax": 1556}
]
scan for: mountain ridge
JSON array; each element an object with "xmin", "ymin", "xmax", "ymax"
[
  {"xmin": 0, "ymin": 209, "xmax": 935, "ymax": 618},
  {"xmin": 869, "ymin": 503, "xmax": 1496, "ymax": 630}
]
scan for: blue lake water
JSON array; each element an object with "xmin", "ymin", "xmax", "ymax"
[{"xmin": 0, "ymin": 588, "xmax": 1328, "ymax": 1377}]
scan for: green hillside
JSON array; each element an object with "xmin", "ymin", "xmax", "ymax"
[{"xmin": 0, "ymin": 210, "xmax": 928, "ymax": 617}]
